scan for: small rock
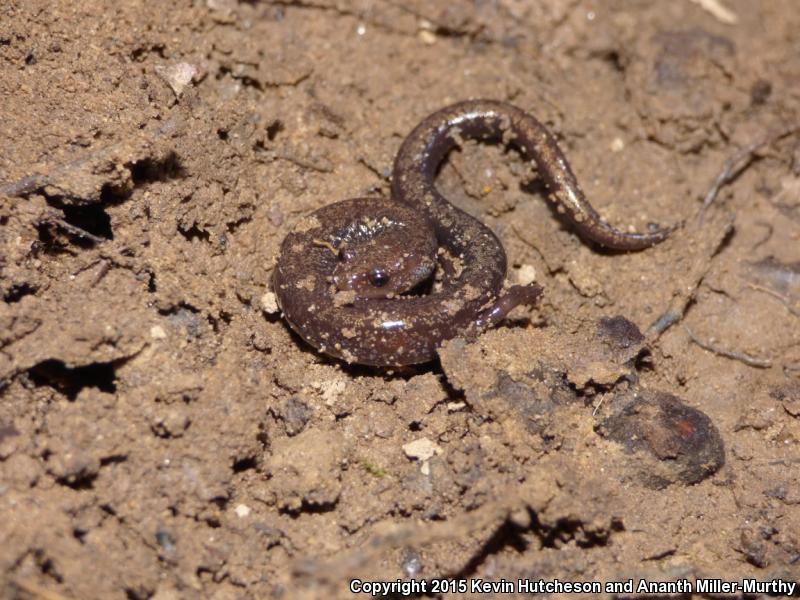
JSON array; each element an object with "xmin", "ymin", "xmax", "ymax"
[
  {"xmin": 154, "ymin": 62, "xmax": 199, "ymax": 98},
  {"xmin": 597, "ymin": 316, "xmax": 645, "ymax": 351},
  {"xmin": 281, "ymin": 397, "xmax": 311, "ymax": 436},
  {"xmin": 401, "ymin": 548, "xmax": 423, "ymax": 577},
  {"xmin": 516, "ymin": 264, "xmax": 537, "ymax": 286},
  {"xmin": 402, "ymin": 438, "xmax": 441, "ymax": 462},
  {"xmin": 155, "ymin": 530, "xmax": 176, "ymax": 554},
  {"xmin": 150, "ymin": 325, "xmax": 167, "ymax": 340},
  {"xmin": 268, "ymin": 204, "xmax": 284, "ymax": 227},
  {"xmin": 597, "ymin": 390, "xmax": 725, "ymax": 488},
  {"xmin": 734, "ymin": 407, "xmax": 776, "ymax": 431},
  {"xmin": 234, "ymin": 504, "xmax": 251, "ymax": 518},
  {"xmin": 770, "ymin": 382, "xmax": 800, "ymax": 418},
  {"xmin": 418, "ymin": 30, "xmax": 437, "ymax": 45},
  {"xmin": 739, "ymin": 527, "xmax": 768, "ymax": 567},
  {"xmin": 261, "ymin": 291, "xmax": 279, "ymax": 314},
  {"xmin": 150, "ymin": 408, "xmax": 190, "ymax": 438}
]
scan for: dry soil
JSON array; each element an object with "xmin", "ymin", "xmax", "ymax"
[{"xmin": 1, "ymin": 1, "xmax": 799, "ymax": 599}]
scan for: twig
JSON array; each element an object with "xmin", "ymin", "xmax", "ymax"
[
  {"xmin": 646, "ymin": 213, "xmax": 734, "ymax": 340},
  {"xmin": 651, "ymin": 127, "xmax": 798, "ymax": 339},
  {"xmin": 746, "ymin": 282, "xmax": 800, "ymax": 317},
  {"xmin": 699, "ymin": 125, "xmax": 800, "ymax": 223},
  {"xmin": 684, "ymin": 326, "xmax": 772, "ymax": 368},
  {"xmin": 275, "ymin": 150, "xmax": 333, "ymax": 173},
  {"xmin": 47, "ymin": 216, "xmax": 106, "ymax": 245}
]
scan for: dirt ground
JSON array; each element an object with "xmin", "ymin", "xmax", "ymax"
[{"xmin": 1, "ymin": 0, "xmax": 800, "ymax": 598}]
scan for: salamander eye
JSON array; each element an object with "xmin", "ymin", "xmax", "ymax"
[{"xmin": 368, "ymin": 269, "xmax": 390, "ymax": 288}]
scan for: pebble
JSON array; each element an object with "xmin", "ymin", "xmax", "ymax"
[
  {"xmin": 401, "ymin": 548, "xmax": 423, "ymax": 577},
  {"xmin": 516, "ymin": 264, "xmax": 537, "ymax": 286},
  {"xmin": 402, "ymin": 438, "xmax": 441, "ymax": 462},
  {"xmin": 261, "ymin": 291, "xmax": 279, "ymax": 314},
  {"xmin": 154, "ymin": 62, "xmax": 199, "ymax": 98}
]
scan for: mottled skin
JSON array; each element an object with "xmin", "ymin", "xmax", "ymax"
[{"xmin": 273, "ymin": 100, "xmax": 673, "ymax": 366}]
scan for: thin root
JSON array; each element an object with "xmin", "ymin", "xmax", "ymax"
[
  {"xmin": 684, "ymin": 326, "xmax": 772, "ymax": 368},
  {"xmin": 647, "ymin": 309, "xmax": 685, "ymax": 337},
  {"xmin": 699, "ymin": 125, "xmax": 800, "ymax": 223}
]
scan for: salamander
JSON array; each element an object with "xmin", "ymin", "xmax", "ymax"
[{"xmin": 273, "ymin": 100, "xmax": 672, "ymax": 366}]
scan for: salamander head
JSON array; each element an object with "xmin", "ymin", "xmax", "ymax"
[{"xmin": 333, "ymin": 230, "xmax": 435, "ymax": 299}]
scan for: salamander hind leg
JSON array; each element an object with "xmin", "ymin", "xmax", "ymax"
[{"xmin": 474, "ymin": 283, "xmax": 543, "ymax": 331}]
